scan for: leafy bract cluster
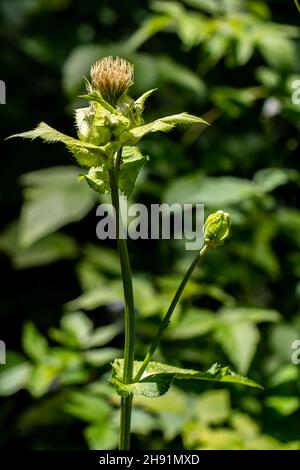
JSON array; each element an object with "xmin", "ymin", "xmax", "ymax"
[{"xmin": 9, "ymin": 69, "xmax": 208, "ymax": 197}]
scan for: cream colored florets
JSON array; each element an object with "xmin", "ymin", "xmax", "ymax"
[{"xmin": 90, "ymin": 56, "xmax": 134, "ymax": 104}]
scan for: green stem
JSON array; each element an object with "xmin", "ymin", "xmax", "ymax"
[
  {"xmin": 134, "ymin": 245, "xmax": 208, "ymax": 382},
  {"xmin": 108, "ymin": 149, "xmax": 135, "ymax": 450}
]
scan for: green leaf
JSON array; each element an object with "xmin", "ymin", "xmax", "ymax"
[
  {"xmin": 0, "ymin": 223, "xmax": 78, "ymax": 268},
  {"xmin": 65, "ymin": 282, "xmax": 123, "ymax": 311},
  {"xmin": 195, "ymin": 389, "xmax": 231, "ymax": 425},
  {"xmin": 134, "ymin": 88, "xmax": 157, "ymax": 115},
  {"xmin": 79, "ymin": 90, "xmax": 116, "ymax": 114},
  {"xmin": 130, "ymin": 119, "xmax": 174, "ymax": 140},
  {"xmin": 83, "ymin": 147, "xmax": 148, "ymax": 197},
  {"xmin": 157, "ymin": 56, "xmax": 206, "ymax": 95},
  {"xmin": 119, "ymin": 146, "xmax": 148, "ymax": 196},
  {"xmin": 111, "ymin": 359, "xmax": 262, "ymax": 398},
  {"xmin": 89, "ymin": 323, "xmax": 120, "ymax": 348},
  {"xmin": 49, "ymin": 312, "xmax": 93, "ymax": 349},
  {"xmin": 8, "ymin": 122, "xmax": 107, "ymax": 167},
  {"xmin": 214, "ymin": 307, "xmax": 280, "ymax": 373},
  {"xmin": 164, "ymin": 174, "xmax": 259, "ymax": 207},
  {"xmin": 167, "ymin": 308, "xmax": 217, "ymax": 340},
  {"xmin": 257, "ymin": 35, "xmax": 296, "ymax": 70},
  {"xmin": 218, "ymin": 307, "xmax": 281, "ymax": 324},
  {"xmin": 19, "ymin": 166, "xmax": 96, "ymax": 247},
  {"xmin": 160, "ymin": 112, "xmax": 208, "ymax": 126},
  {"xmin": 130, "ymin": 112, "xmax": 208, "ymax": 141},
  {"xmin": 265, "ymin": 396, "xmax": 300, "ymax": 416},
  {"xmin": 0, "ymin": 362, "xmax": 32, "ymax": 396},
  {"xmin": 64, "ymin": 392, "xmax": 111, "ymax": 422},
  {"xmin": 214, "ymin": 321, "xmax": 260, "ymax": 375},
  {"xmin": 133, "ymin": 277, "xmax": 162, "ymax": 317},
  {"xmin": 254, "ymin": 168, "xmax": 299, "ymax": 192},
  {"xmin": 83, "ymin": 348, "xmax": 121, "ymax": 367},
  {"xmin": 22, "ymin": 323, "xmax": 48, "ymax": 361},
  {"xmin": 84, "ymin": 422, "xmax": 118, "ymax": 450},
  {"xmin": 125, "ymin": 15, "xmax": 173, "ymax": 51}
]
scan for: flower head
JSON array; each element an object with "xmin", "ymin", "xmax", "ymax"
[
  {"xmin": 90, "ymin": 56, "xmax": 134, "ymax": 105},
  {"xmin": 203, "ymin": 210, "xmax": 231, "ymax": 248}
]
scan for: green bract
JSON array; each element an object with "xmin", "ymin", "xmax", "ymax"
[
  {"xmin": 8, "ymin": 62, "xmax": 208, "ymax": 197},
  {"xmin": 204, "ymin": 210, "xmax": 231, "ymax": 248}
]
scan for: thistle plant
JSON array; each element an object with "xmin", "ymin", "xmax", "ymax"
[{"xmin": 9, "ymin": 56, "xmax": 261, "ymax": 450}]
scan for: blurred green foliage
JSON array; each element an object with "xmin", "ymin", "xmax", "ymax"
[{"xmin": 0, "ymin": 0, "xmax": 300, "ymax": 450}]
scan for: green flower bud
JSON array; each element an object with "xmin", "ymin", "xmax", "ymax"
[
  {"xmin": 75, "ymin": 106, "xmax": 111, "ymax": 146},
  {"xmin": 203, "ymin": 210, "xmax": 231, "ymax": 248}
]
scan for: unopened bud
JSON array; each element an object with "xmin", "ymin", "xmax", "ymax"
[{"xmin": 203, "ymin": 210, "xmax": 231, "ymax": 248}]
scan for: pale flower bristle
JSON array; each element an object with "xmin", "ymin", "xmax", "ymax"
[{"xmin": 90, "ymin": 56, "xmax": 134, "ymax": 104}]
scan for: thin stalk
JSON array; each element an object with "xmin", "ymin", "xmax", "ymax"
[
  {"xmin": 134, "ymin": 245, "xmax": 208, "ymax": 382},
  {"xmin": 108, "ymin": 149, "xmax": 135, "ymax": 450}
]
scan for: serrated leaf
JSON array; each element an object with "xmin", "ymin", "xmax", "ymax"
[
  {"xmin": 134, "ymin": 88, "xmax": 157, "ymax": 114},
  {"xmin": 119, "ymin": 146, "xmax": 148, "ymax": 196},
  {"xmin": 8, "ymin": 122, "xmax": 107, "ymax": 167},
  {"xmin": 160, "ymin": 112, "xmax": 208, "ymax": 126},
  {"xmin": 130, "ymin": 112, "xmax": 208, "ymax": 141},
  {"xmin": 111, "ymin": 359, "xmax": 262, "ymax": 398},
  {"xmin": 130, "ymin": 119, "xmax": 174, "ymax": 140},
  {"xmin": 83, "ymin": 146, "xmax": 148, "ymax": 197}
]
